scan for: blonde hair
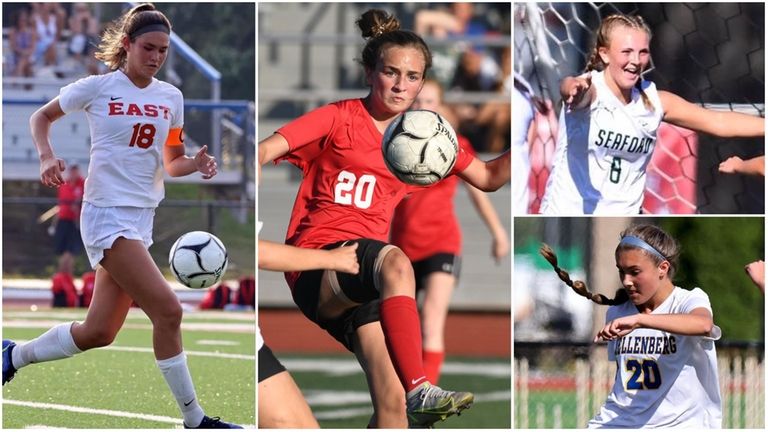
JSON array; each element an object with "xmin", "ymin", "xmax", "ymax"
[
  {"xmin": 95, "ymin": 3, "xmax": 171, "ymax": 71},
  {"xmin": 585, "ymin": 14, "xmax": 654, "ymax": 111}
]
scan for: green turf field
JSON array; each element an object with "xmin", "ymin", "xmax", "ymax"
[
  {"xmin": 3, "ymin": 307, "xmax": 255, "ymax": 428},
  {"xmin": 281, "ymin": 354, "xmax": 511, "ymax": 428}
]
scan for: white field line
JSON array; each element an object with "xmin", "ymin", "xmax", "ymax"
[
  {"xmin": 3, "ymin": 399, "xmax": 257, "ymax": 429},
  {"xmin": 3, "ymin": 310, "xmax": 254, "ymax": 322},
  {"xmin": 7, "ymin": 340, "xmax": 255, "ymax": 361},
  {"xmin": 311, "ymin": 390, "xmax": 511, "ymax": 420},
  {"xmin": 3, "ymin": 319, "xmax": 254, "ymax": 333},
  {"xmin": 3, "ymin": 399, "xmax": 183, "ymax": 425},
  {"xmin": 283, "ymin": 358, "xmax": 510, "ymax": 377}
]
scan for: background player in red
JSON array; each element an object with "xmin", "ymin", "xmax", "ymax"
[
  {"xmin": 390, "ymin": 78, "xmax": 509, "ymax": 384},
  {"xmin": 4, "ymin": 4, "xmax": 239, "ymax": 429},
  {"xmin": 53, "ymin": 163, "xmax": 85, "ymax": 276},
  {"xmin": 258, "ymin": 9, "xmax": 509, "ymax": 428}
]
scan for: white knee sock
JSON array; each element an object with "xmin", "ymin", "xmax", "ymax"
[
  {"xmin": 12, "ymin": 322, "xmax": 82, "ymax": 369},
  {"xmin": 156, "ymin": 351, "xmax": 205, "ymax": 427}
]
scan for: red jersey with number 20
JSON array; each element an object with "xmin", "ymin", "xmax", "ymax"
[
  {"xmin": 276, "ymin": 99, "xmax": 472, "ymax": 287},
  {"xmin": 390, "ymin": 135, "xmax": 475, "ymax": 262}
]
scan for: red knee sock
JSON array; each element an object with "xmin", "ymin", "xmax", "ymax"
[
  {"xmin": 380, "ymin": 296, "xmax": 427, "ymax": 392},
  {"xmin": 423, "ymin": 350, "xmax": 445, "ymax": 385}
]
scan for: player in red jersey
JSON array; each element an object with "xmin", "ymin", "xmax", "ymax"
[
  {"xmin": 258, "ymin": 9, "xmax": 510, "ymax": 428},
  {"xmin": 390, "ymin": 78, "xmax": 509, "ymax": 385}
]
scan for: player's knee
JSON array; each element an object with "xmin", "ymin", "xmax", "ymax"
[
  {"xmin": 380, "ymin": 248, "xmax": 415, "ymax": 287},
  {"xmin": 150, "ymin": 299, "xmax": 183, "ymax": 331}
]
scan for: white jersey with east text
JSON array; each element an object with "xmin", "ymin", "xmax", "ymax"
[
  {"xmin": 59, "ymin": 71, "xmax": 184, "ymax": 208},
  {"xmin": 588, "ymin": 287, "xmax": 722, "ymax": 429},
  {"xmin": 541, "ymin": 70, "xmax": 664, "ymax": 214}
]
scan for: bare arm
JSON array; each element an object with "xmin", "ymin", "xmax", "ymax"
[
  {"xmin": 660, "ymin": 90, "xmax": 765, "ymax": 137},
  {"xmin": 456, "ymin": 151, "xmax": 510, "ymax": 192},
  {"xmin": 259, "ymin": 133, "xmax": 291, "ymax": 167},
  {"xmin": 258, "ymin": 239, "xmax": 359, "ymax": 274},
  {"xmin": 30, "ymin": 97, "xmax": 67, "ymax": 187},
  {"xmin": 595, "ymin": 307, "xmax": 714, "ymax": 341},
  {"xmin": 464, "ymin": 183, "xmax": 509, "ymax": 263},
  {"xmin": 163, "ymin": 143, "xmax": 217, "ymax": 179}
]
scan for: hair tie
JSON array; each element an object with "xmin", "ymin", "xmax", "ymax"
[
  {"xmin": 619, "ymin": 236, "xmax": 666, "ymax": 262},
  {"xmin": 372, "ymin": 23, "xmax": 386, "ymax": 37}
]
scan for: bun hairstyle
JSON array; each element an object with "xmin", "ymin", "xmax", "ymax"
[
  {"xmin": 356, "ymin": 9, "xmax": 432, "ymax": 75},
  {"xmin": 584, "ymin": 14, "xmax": 654, "ymax": 111},
  {"xmin": 95, "ymin": 3, "xmax": 172, "ymax": 71},
  {"xmin": 617, "ymin": 224, "xmax": 680, "ymax": 279}
]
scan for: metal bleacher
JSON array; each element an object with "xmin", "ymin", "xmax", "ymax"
[{"xmin": 3, "ymin": 81, "xmax": 91, "ymax": 179}]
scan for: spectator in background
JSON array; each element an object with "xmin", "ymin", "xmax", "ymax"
[
  {"xmin": 472, "ymin": 45, "xmax": 511, "ymax": 152},
  {"xmin": 415, "ymin": 3, "xmax": 508, "ymax": 152},
  {"xmin": 51, "ymin": 259, "xmax": 77, "ymax": 308},
  {"xmin": 31, "ymin": 3, "xmax": 65, "ymax": 67},
  {"xmin": 79, "ymin": 270, "xmax": 95, "ymax": 308},
  {"xmin": 199, "ymin": 282, "xmax": 233, "ymax": 310},
  {"xmin": 68, "ymin": 3, "xmax": 100, "ymax": 75},
  {"xmin": 415, "ymin": 3, "xmax": 500, "ymax": 90},
  {"xmin": 9, "ymin": 9, "xmax": 37, "ymax": 80},
  {"xmin": 52, "ymin": 163, "xmax": 85, "ymax": 282},
  {"xmin": 233, "ymin": 276, "xmax": 255, "ymax": 309}
]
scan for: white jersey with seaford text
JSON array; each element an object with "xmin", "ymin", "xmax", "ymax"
[
  {"xmin": 588, "ymin": 287, "xmax": 722, "ymax": 429},
  {"xmin": 59, "ymin": 71, "xmax": 184, "ymax": 208},
  {"xmin": 541, "ymin": 70, "xmax": 664, "ymax": 214},
  {"xmin": 512, "ymin": 72, "xmax": 534, "ymax": 215}
]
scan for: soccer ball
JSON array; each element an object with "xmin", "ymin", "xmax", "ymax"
[
  {"xmin": 381, "ymin": 110, "xmax": 459, "ymax": 186},
  {"xmin": 169, "ymin": 231, "xmax": 228, "ymax": 289}
]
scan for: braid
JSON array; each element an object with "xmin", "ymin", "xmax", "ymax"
[{"xmin": 539, "ymin": 243, "xmax": 628, "ymax": 306}]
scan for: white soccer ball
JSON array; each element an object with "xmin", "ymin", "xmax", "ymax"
[
  {"xmin": 381, "ymin": 110, "xmax": 459, "ymax": 186},
  {"xmin": 169, "ymin": 231, "xmax": 228, "ymax": 289}
]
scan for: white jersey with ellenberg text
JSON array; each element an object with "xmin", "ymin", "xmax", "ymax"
[
  {"xmin": 541, "ymin": 70, "xmax": 664, "ymax": 215},
  {"xmin": 59, "ymin": 71, "xmax": 184, "ymax": 208},
  {"xmin": 588, "ymin": 287, "xmax": 722, "ymax": 429}
]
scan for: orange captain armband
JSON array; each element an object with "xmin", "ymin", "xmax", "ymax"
[{"xmin": 165, "ymin": 127, "xmax": 184, "ymax": 147}]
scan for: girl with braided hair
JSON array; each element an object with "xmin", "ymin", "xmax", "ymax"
[
  {"xmin": 540, "ymin": 14, "xmax": 764, "ymax": 215},
  {"xmin": 259, "ymin": 8, "xmax": 509, "ymax": 428},
  {"xmin": 546, "ymin": 224, "xmax": 722, "ymax": 428}
]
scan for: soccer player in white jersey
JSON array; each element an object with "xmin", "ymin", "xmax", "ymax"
[
  {"xmin": 2, "ymin": 4, "xmax": 241, "ymax": 429},
  {"xmin": 588, "ymin": 224, "xmax": 722, "ymax": 428},
  {"xmin": 540, "ymin": 14, "xmax": 764, "ymax": 215}
]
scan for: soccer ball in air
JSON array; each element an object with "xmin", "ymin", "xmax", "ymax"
[
  {"xmin": 169, "ymin": 231, "xmax": 228, "ymax": 289},
  {"xmin": 381, "ymin": 110, "xmax": 459, "ymax": 186}
]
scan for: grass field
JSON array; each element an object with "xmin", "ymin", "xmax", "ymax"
[
  {"xmin": 278, "ymin": 354, "xmax": 511, "ymax": 428},
  {"xmin": 3, "ymin": 306, "xmax": 255, "ymax": 428}
]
